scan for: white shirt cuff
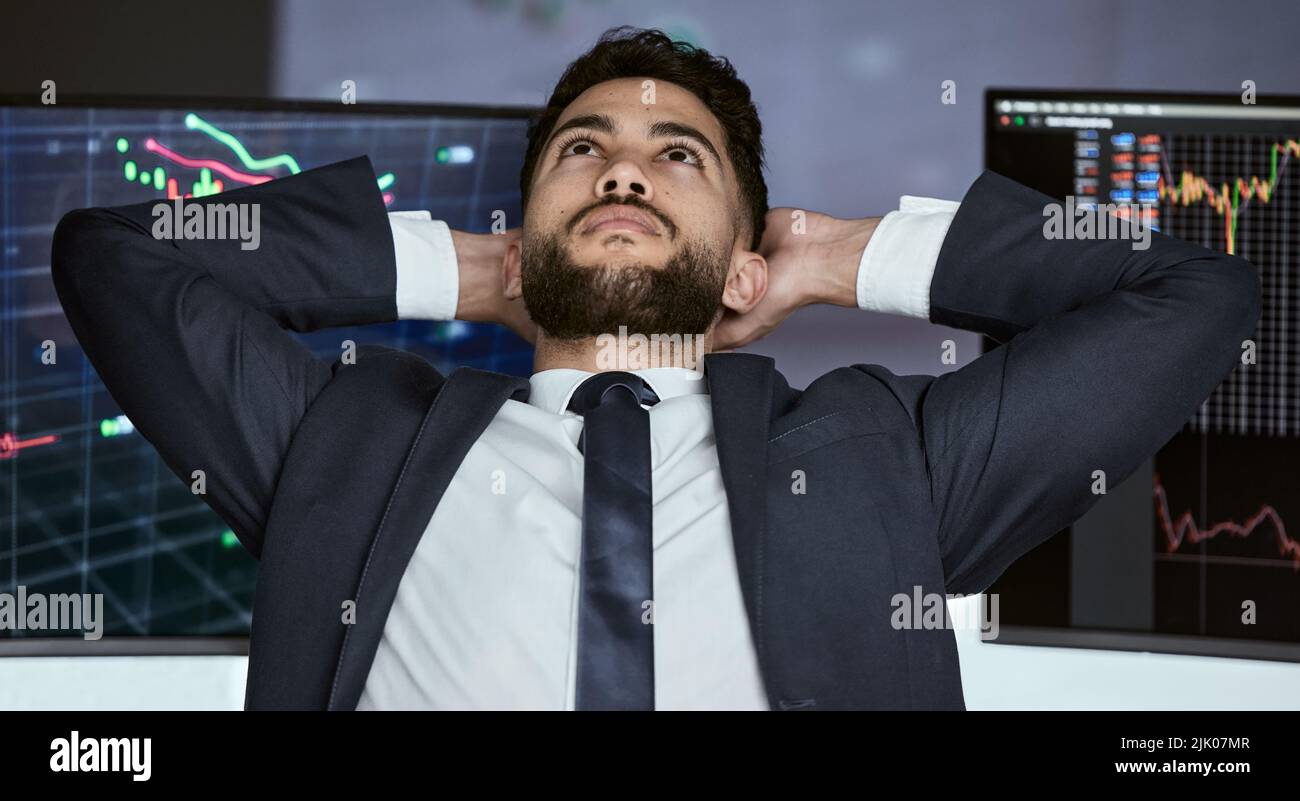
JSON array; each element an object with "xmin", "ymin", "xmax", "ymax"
[
  {"xmin": 389, "ymin": 211, "xmax": 459, "ymax": 320},
  {"xmin": 854, "ymin": 195, "xmax": 960, "ymax": 319}
]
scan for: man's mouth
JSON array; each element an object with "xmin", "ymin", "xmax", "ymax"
[{"xmin": 580, "ymin": 206, "xmax": 661, "ymax": 237}]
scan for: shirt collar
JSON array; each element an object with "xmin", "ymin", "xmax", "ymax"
[{"xmin": 527, "ymin": 366, "xmax": 708, "ymax": 415}]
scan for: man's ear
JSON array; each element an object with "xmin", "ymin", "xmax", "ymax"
[
  {"xmin": 503, "ymin": 239, "xmax": 523, "ymax": 300},
  {"xmin": 721, "ymin": 250, "xmax": 767, "ymax": 315}
]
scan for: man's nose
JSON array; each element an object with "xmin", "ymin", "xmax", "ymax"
[
  {"xmin": 596, "ymin": 158, "xmax": 653, "ymax": 203},
  {"xmin": 600, "ymin": 177, "xmax": 647, "ymax": 197}
]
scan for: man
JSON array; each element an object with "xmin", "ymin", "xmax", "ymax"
[{"xmin": 50, "ymin": 27, "xmax": 1260, "ymax": 710}]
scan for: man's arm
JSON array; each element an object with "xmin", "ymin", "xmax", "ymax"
[
  {"xmin": 864, "ymin": 170, "xmax": 1260, "ymax": 594},
  {"xmin": 51, "ymin": 156, "xmax": 403, "ymax": 557},
  {"xmin": 737, "ymin": 169, "xmax": 1259, "ymax": 595}
]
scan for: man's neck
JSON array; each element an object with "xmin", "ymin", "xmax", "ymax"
[{"xmin": 531, "ymin": 330, "xmax": 714, "ymax": 373}]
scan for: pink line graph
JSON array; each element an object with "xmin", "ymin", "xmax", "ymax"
[
  {"xmin": 144, "ymin": 138, "xmax": 272, "ymax": 186},
  {"xmin": 0, "ymin": 431, "xmax": 60, "ymax": 459},
  {"xmin": 1154, "ymin": 471, "xmax": 1300, "ymax": 570}
]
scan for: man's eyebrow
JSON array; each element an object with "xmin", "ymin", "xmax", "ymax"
[
  {"xmin": 545, "ymin": 112, "xmax": 725, "ymax": 171},
  {"xmin": 545, "ymin": 113, "xmax": 617, "ymax": 151},
  {"xmin": 646, "ymin": 120, "xmax": 724, "ymax": 170}
]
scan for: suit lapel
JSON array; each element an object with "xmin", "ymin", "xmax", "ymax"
[
  {"xmin": 328, "ymin": 366, "xmax": 529, "ymax": 710},
  {"xmin": 703, "ymin": 352, "xmax": 776, "ymax": 702}
]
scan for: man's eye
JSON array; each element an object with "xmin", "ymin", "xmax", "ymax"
[
  {"xmin": 658, "ymin": 143, "xmax": 705, "ymax": 168},
  {"xmin": 557, "ymin": 136, "xmax": 599, "ymax": 158}
]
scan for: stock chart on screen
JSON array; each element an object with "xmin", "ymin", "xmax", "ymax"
[
  {"xmin": 986, "ymin": 89, "xmax": 1300, "ymax": 660},
  {"xmin": 0, "ymin": 97, "xmax": 535, "ymax": 646}
]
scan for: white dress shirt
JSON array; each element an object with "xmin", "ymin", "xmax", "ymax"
[{"xmin": 355, "ymin": 196, "xmax": 959, "ymax": 710}]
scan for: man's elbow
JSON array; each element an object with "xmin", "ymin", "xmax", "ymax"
[{"xmin": 50, "ymin": 207, "xmax": 131, "ymax": 299}]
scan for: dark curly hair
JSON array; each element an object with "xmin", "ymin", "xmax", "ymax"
[{"xmin": 519, "ymin": 26, "xmax": 768, "ymax": 251}]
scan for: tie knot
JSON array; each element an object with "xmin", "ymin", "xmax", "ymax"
[{"xmin": 566, "ymin": 371, "xmax": 660, "ymax": 416}]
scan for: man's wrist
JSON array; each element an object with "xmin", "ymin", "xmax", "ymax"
[
  {"xmin": 803, "ymin": 216, "xmax": 880, "ymax": 308},
  {"xmin": 450, "ymin": 229, "xmax": 507, "ymax": 324}
]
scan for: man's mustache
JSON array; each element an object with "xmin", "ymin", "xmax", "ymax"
[{"xmin": 568, "ymin": 197, "xmax": 677, "ymax": 239}]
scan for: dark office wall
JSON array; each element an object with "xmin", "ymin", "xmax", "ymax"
[{"xmin": 0, "ymin": 1, "xmax": 273, "ymax": 99}]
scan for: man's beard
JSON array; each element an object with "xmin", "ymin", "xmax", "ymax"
[{"xmin": 519, "ymin": 229, "xmax": 730, "ymax": 340}]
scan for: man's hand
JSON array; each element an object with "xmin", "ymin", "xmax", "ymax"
[
  {"xmin": 451, "ymin": 228, "xmax": 538, "ymax": 344},
  {"xmin": 712, "ymin": 208, "xmax": 880, "ymax": 351}
]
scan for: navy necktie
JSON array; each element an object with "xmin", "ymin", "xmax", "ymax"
[{"xmin": 566, "ymin": 371, "xmax": 660, "ymax": 711}]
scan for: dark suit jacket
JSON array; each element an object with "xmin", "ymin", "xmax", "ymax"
[{"xmin": 50, "ymin": 156, "xmax": 1260, "ymax": 710}]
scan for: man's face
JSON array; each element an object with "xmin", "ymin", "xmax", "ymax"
[{"xmin": 510, "ymin": 77, "xmax": 749, "ymax": 340}]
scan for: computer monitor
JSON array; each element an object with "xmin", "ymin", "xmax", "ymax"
[
  {"xmin": 985, "ymin": 88, "xmax": 1300, "ymax": 661},
  {"xmin": 0, "ymin": 95, "xmax": 537, "ymax": 653}
]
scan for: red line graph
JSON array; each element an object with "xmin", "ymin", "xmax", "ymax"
[
  {"xmin": 144, "ymin": 138, "xmax": 272, "ymax": 186},
  {"xmin": 145, "ymin": 138, "xmax": 394, "ymax": 206},
  {"xmin": 0, "ymin": 431, "xmax": 60, "ymax": 459},
  {"xmin": 1154, "ymin": 471, "xmax": 1300, "ymax": 570}
]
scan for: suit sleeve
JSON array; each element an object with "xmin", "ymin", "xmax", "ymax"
[
  {"xmin": 888, "ymin": 169, "xmax": 1262, "ymax": 595},
  {"xmin": 50, "ymin": 156, "xmax": 402, "ymax": 558}
]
